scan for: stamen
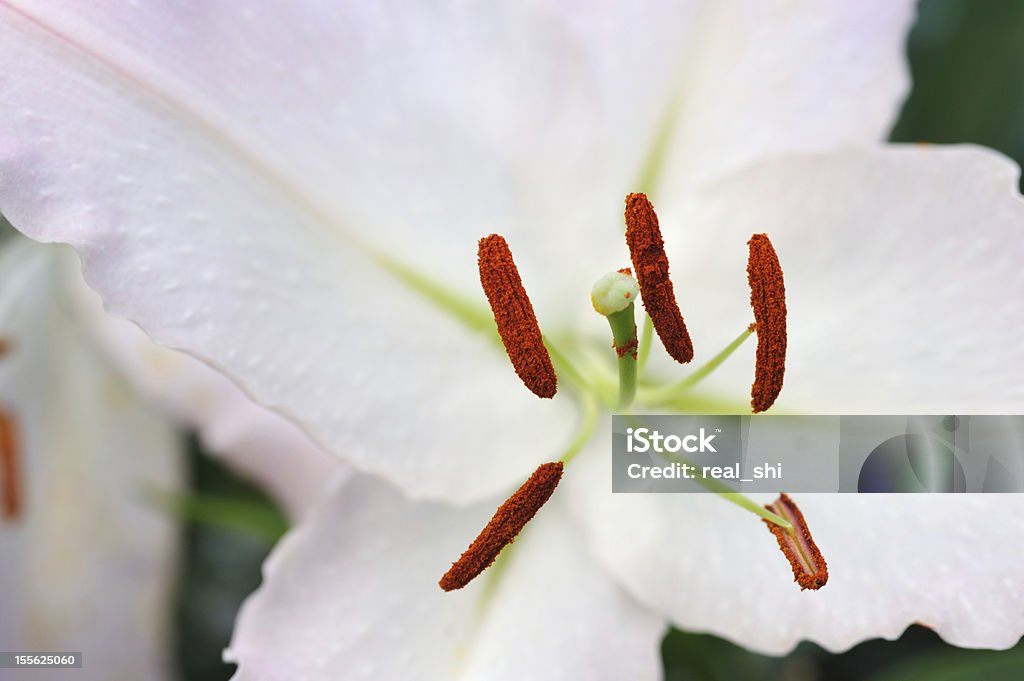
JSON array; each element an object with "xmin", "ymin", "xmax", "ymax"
[
  {"xmin": 644, "ymin": 325, "xmax": 756, "ymax": 402},
  {"xmin": 624, "ymin": 193, "xmax": 694, "ymax": 364},
  {"xmin": 637, "ymin": 427, "xmax": 793, "ymax": 529},
  {"xmin": 747, "ymin": 234, "xmax": 787, "ymax": 413},
  {"xmin": 439, "ymin": 461, "xmax": 563, "ymax": 591},
  {"xmin": 0, "ymin": 408, "xmax": 21, "ymax": 520},
  {"xmin": 477, "ymin": 234, "xmax": 557, "ymax": 398},
  {"xmin": 763, "ymin": 493, "xmax": 828, "ymax": 590}
]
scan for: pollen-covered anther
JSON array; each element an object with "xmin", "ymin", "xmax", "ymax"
[
  {"xmin": 624, "ymin": 193, "xmax": 694, "ymax": 364},
  {"xmin": 439, "ymin": 461, "xmax": 563, "ymax": 591},
  {"xmin": 0, "ymin": 408, "xmax": 22, "ymax": 521},
  {"xmin": 763, "ymin": 493, "xmax": 828, "ymax": 590},
  {"xmin": 477, "ymin": 234, "xmax": 557, "ymax": 398},
  {"xmin": 747, "ymin": 233, "xmax": 787, "ymax": 413}
]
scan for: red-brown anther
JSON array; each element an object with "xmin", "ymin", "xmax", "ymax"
[
  {"xmin": 439, "ymin": 461, "xmax": 563, "ymax": 591},
  {"xmin": 624, "ymin": 193, "xmax": 694, "ymax": 364},
  {"xmin": 478, "ymin": 234, "xmax": 557, "ymax": 399},
  {"xmin": 747, "ymin": 233, "xmax": 787, "ymax": 413},
  {"xmin": 763, "ymin": 493, "xmax": 828, "ymax": 591},
  {"xmin": 0, "ymin": 408, "xmax": 21, "ymax": 521}
]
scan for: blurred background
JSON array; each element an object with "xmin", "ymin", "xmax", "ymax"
[{"xmin": 3, "ymin": 1, "xmax": 1021, "ymax": 679}]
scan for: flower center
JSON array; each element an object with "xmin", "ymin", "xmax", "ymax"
[{"xmin": 433, "ymin": 193, "xmax": 823, "ymax": 593}]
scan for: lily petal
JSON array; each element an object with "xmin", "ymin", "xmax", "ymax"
[
  {"xmin": 555, "ymin": 0, "xmax": 916, "ymax": 192},
  {"xmin": 68, "ymin": 270, "xmax": 344, "ymax": 521},
  {"xmin": 226, "ymin": 475, "xmax": 663, "ymax": 680},
  {"xmin": 0, "ymin": 238, "xmax": 182, "ymax": 680},
  {"xmin": 0, "ymin": 2, "xmax": 593, "ymax": 501},
  {"xmin": 566, "ymin": 439, "xmax": 1024, "ymax": 654},
  {"xmin": 656, "ymin": 145, "xmax": 1024, "ymax": 412}
]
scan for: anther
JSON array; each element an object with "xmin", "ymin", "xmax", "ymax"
[
  {"xmin": 763, "ymin": 493, "xmax": 828, "ymax": 590},
  {"xmin": 624, "ymin": 193, "xmax": 694, "ymax": 364},
  {"xmin": 478, "ymin": 234, "xmax": 557, "ymax": 398},
  {"xmin": 747, "ymin": 234, "xmax": 787, "ymax": 413},
  {"xmin": 439, "ymin": 461, "xmax": 563, "ymax": 591},
  {"xmin": 0, "ymin": 408, "xmax": 21, "ymax": 520}
]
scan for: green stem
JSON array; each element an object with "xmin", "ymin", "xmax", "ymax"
[
  {"xmin": 620, "ymin": 415, "xmax": 792, "ymax": 531},
  {"xmin": 636, "ymin": 313, "xmax": 654, "ymax": 377},
  {"xmin": 372, "ymin": 252, "xmax": 494, "ymax": 334},
  {"xmin": 606, "ymin": 303, "xmax": 639, "ymax": 409},
  {"xmin": 543, "ymin": 335, "xmax": 590, "ymax": 394},
  {"xmin": 648, "ymin": 325, "xmax": 754, "ymax": 401},
  {"xmin": 143, "ymin": 487, "xmax": 289, "ymax": 543},
  {"xmin": 559, "ymin": 393, "xmax": 600, "ymax": 465},
  {"xmin": 718, "ymin": 493, "xmax": 793, "ymax": 530},
  {"xmin": 659, "ymin": 451, "xmax": 792, "ymax": 530},
  {"xmin": 668, "ymin": 457, "xmax": 793, "ymax": 530}
]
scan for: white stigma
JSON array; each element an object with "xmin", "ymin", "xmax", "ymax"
[{"xmin": 591, "ymin": 270, "xmax": 640, "ymax": 316}]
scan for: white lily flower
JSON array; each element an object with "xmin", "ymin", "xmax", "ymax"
[
  {"xmin": 2, "ymin": 2, "xmax": 1024, "ymax": 679},
  {"xmin": 0, "ymin": 236, "xmax": 181, "ymax": 681}
]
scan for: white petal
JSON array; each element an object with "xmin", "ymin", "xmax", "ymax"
[
  {"xmin": 0, "ymin": 2, "xmax": 592, "ymax": 500},
  {"xmin": 566, "ymin": 439, "xmax": 1024, "ymax": 654},
  {"xmin": 654, "ymin": 145, "xmax": 1024, "ymax": 413},
  {"xmin": 68, "ymin": 269, "xmax": 344, "ymax": 521},
  {"xmin": 0, "ymin": 238, "xmax": 182, "ymax": 680},
  {"xmin": 558, "ymin": 0, "xmax": 916, "ymax": 192},
  {"xmin": 665, "ymin": 0, "xmax": 916, "ymax": 188},
  {"xmin": 226, "ymin": 475, "xmax": 663, "ymax": 680}
]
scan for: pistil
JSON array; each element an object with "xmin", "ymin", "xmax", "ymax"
[{"xmin": 591, "ymin": 269, "xmax": 641, "ymax": 409}]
